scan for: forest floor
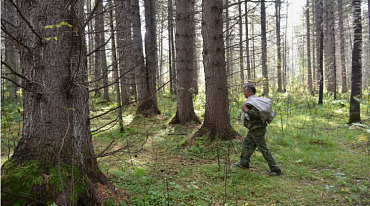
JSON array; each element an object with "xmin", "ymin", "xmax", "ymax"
[{"xmin": 2, "ymin": 89, "xmax": 370, "ymax": 205}]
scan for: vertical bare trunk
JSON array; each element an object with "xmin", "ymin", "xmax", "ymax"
[
  {"xmin": 3, "ymin": 0, "xmax": 114, "ymax": 204},
  {"xmin": 245, "ymin": 1, "xmax": 251, "ymax": 80},
  {"xmin": 108, "ymin": 0, "xmax": 123, "ymax": 130},
  {"xmin": 194, "ymin": 0, "xmax": 238, "ymax": 140},
  {"xmin": 192, "ymin": 0, "xmax": 199, "ymax": 95},
  {"xmin": 3, "ymin": 0, "xmax": 19, "ymax": 101},
  {"xmin": 238, "ymin": 0, "xmax": 244, "ymax": 81},
  {"xmin": 115, "ymin": 0, "xmax": 130, "ymax": 104},
  {"xmin": 261, "ymin": 0, "xmax": 269, "ymax": 96},
  {"xmin": 316, "ymin": 0, "xmax": 324, "ymax": 104},
  {"xmin": 138, "ymin": 0, "xmax": 161, "ymax": 116},
  {"xmin": 306, "ymin": 0, "xmax": 313, "ymax": 95},
  {"xmin": 225, "ymin": 0, "xmax": 231, "ymax": 78},
  {"xmin": 96, "ymin": 0, "xmax": 110, "ymax": 101},
  {"xmin": 131, "ymin": 0, "xmax": 148, "ymax": 111},
  {"xmin": 325, "ymin": 0, "xmax": 337, "ymax": 98},
  {"xmin": 276, "ymin": 0, "xmax": 283, "ymax": 92},
  {"xmin": 252, "ymin": 21, "xmax": 256, "ymax": 79},
  {"xmin": 349, "ymin": 0, "xmax": 362, "ymax": 123},
  {"xmin": 338, "ymin": 0, "xmax": 348, "ymax": 93},
  {"xmin": 168, "ymin": 0, "xmax": 176, "ymax": 94},
  {"xmin": 311, "ymin": 0, "xmax": 316, "ymax": 91},
  {"xmin": 170, "ymin": 0, "xmax": 200, "ymax": 124},
  {"xmin": 94, "ymin": 1, "xmax": 102, "ymax": 97}
]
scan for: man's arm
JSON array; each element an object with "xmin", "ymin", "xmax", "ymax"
[{"xmin": 242, "ymin": 104, "xmax": 260, "ymax": 118}]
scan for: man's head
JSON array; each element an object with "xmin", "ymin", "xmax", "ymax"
[{"xmin": 243, "ymin": 83, "xmax": 256, "ymax": 98}]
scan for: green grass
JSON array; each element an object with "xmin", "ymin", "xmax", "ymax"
[{"xmin": 2, "ymin": 89, "xmax": 370, "ymax": 205}]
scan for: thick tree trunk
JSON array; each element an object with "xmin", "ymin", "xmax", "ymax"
[
  {"xmin": 131, "ymin": 0, "xmax": 149, "ymax": 112},
  {"xmin": 115, "ymin": 0, "xmax": 130, "ymax": 105},
  {"xmin": 2, "ymin": 0, "xmax": 116, "ymax": 204},
  {"xmin": 171, "ymin": 0, "xmax": 200, "ymax": 124},
  {"xmin": 338, "ymin": 0, "xmax": 348, "ymax": 93},
  {"xmin": 325, "ymin": 0, "xmax": 337, "ymax": 98},
  {"xmin": 261, "ymin": 0, "xmax": 269, "ymax": 96},
  {"xmin": 315, "ymin": 0, "xmax": 324, "ymax": 104},
  {"xmin": 194, "ymin": 0, "xmax": 239, "ymax": 140},
  {"xmin": 276, "ymin": 0, "xmax": 283, "ymax": 93},
  {"xmin": 306, "ymin": 0, "xmax": 313, "ymax": 95},
  {"xmin": 136, "ymin": 0, "xmax": 161, "ymax": 116},
  {"xmin": 349, "ymin": 0, "xmax": 362, "ymax": 123}
]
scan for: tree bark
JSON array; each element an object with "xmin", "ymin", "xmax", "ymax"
[
  {"xmin": 349, "ymin": 0, "xmax": 362, "ymax": 123},
  {"xmin": 194, "ymin": 0, "xmax": 239, "ymax": 140},
  {"xmin": 170, "ymin": 0, "xmax": 200, "ymax": 124},
  {"xmin": 261, "ymin": 0, "xmax": 269, "ymax": 96},
  {"xmin": 245, "ymin": 1, "xmax": 251, "ymax": 80},
  {"xmin": 131, "ymin": 0, "xmax": 150, "ymax": 114},
  {"xmin": 2, "ymin": 0, "xmax": 116, "ymax": 204},
  {"xmin": 109, "ymin": 0, "xmax": 124, "ymax": 131},
  {"xmin": 168, "ymin": 0, "xmax": 175, "ymax": 93},
  {"xmin": 276, "ymin": 0, "xmax": 283, "ymax": 93},
  {"xmin": 2, "ymin": 0, "xmax": 20, "ymax": 101},
  {"xmin": 338, "ymin": 0, "xmax": 348, "ymax": 93},
  {"xmin": 239, "ymin": 0, "xmax": 244, "ymax": 82},
  {"xmin": 315, "ymin": 0, "xmax": 324, "ymax": 104},
  {"xmin": 306, "ymin": 0, "xmax": 313, "ymax": 95},
  {"xmin": 96, "ymin": 0, "xmax": 110, "ymax": 101},
  {"xmin": 137, "ymin": 0, "xmax": 161, "ymax": 116},
  {"xmin": 324, "ymin": 0, "xmax": 337, "ymax": 98},
  {"xmin": 115, "ymin": 0, "xmax": 131, "ymax": 105}
]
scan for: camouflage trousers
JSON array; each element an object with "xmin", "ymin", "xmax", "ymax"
[{"xmin": 240, "ymin": 127, "xmax": 280, "ymax": 172}]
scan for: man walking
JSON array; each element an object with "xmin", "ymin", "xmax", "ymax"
[{"xmin": 235, "ymin": 83, "xmax": 281, "ymax": 176}]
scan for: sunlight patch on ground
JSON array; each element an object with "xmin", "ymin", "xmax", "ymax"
[{"xmin": 123, "ymin": 114, "xmax": 134, "ymax": 124}]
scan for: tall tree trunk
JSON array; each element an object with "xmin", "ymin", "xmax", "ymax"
[
  {"xmin": 115, "ymin": 0, "xmax": 130, "ymax": 104},
  {"xmin": 192, "ymin": 0, "xmax": 199, "ymax": 95},
  {"xmin": 168, "ymin": 0, "xmax": 176, "ymax": 94},
  {"xmin": 137, "ymin": 0, "xmax": 161, "ymax": 116},
  {"xmin": 131, "ymin": 0, "xmax": 149, "ymax": 114},
  {"xmin": 86, "ymin": 0, "xmax": 94, "ymax": 77},
  {"xmin": 306, "ymin": 0, "xmax": 313, "ymax": 95},
  {"xmin": 338, "ymin": 0, "xmax": 348, "ymax": 93},
  {"xmin": 316, "ymin": 0, "xmax": 324, "ymax": 104},
  {"xmin": 325, "ymin": 0, "xmax": 337, "ymax": 99},
  {"xmin": 238, "ymin": 0, "xmax": 244, "ymax": 82},
  {"xmin": 94, "ymin": 0, "xmax": 102, "ymax": 97},
  {"xmin": 311, "ymin": 0, "xmax": 317, "ymax": 91},
  {"xmin": 261, "ymin": 0, "xmax": 269, "ymax": 96},
  {"xmin": 245, "ymin": 1, "xmax": 251, "ymax": 80},
  {"xmin": 226, "ymin": 0, "xmax": 232, "ymax": 78},
  {"xmin": 170, "ymin": 0, "xmax": 200, "ymax": 124},
  {"xmin": 252, "ymin": 21, "xmax": 256, "ymax": 79},
  {"xmin": 276, "ymin": 0, "xmax": 283, "ymax": 92},
  {"xmin": 349, "ymin": 0, "xmax": 362, "ymax": 123},
  {"xmin": 2, "ymin": 0, "xmax": 19, "ymax": 101},
  {"xmin": 194, "ymin": 0, "xmax": 238, "ymax": 140},
  {"xmin": 96, "ymin": 0, "xmax": 110, "ymax": 101},
  {"xmin": 108, "ymin": 0, "xmax": 123, "ymax": 131},
  {"xmin": 2, "ymin": 0, "xmax": 115, "ymax": 204}
]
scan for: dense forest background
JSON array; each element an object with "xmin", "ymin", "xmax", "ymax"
[{"xmin": 1, "ymin": 0, "xmax": 369, "ymax": 205}]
